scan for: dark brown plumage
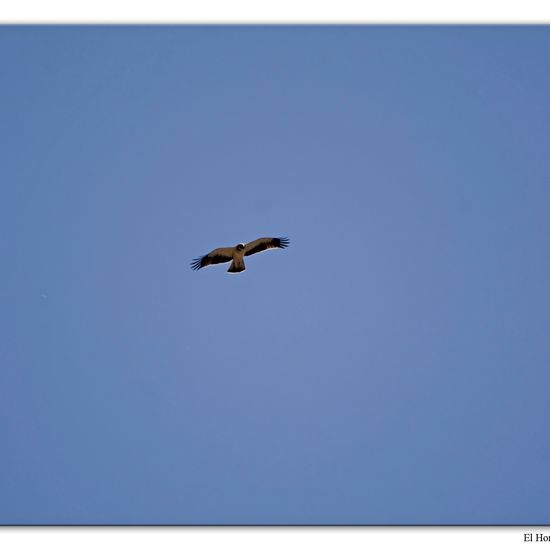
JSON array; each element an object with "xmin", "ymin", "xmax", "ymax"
[{"xmin": 191, "ymin": 237, "xmax": 289, "ymax": 274}]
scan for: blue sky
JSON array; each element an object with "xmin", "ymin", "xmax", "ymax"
[{"xmin": 1, "ymin": 26, "xmax": 549, "ymax": 524}]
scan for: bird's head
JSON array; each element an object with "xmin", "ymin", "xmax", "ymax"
[{"xmin": 236, "ymin": 243, "xmax": 245, "ymax": 251}]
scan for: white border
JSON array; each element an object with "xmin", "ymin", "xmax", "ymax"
[
  {"xmin": 1, "ymin": 0, "xmax": 550, "ymax": 23},
  {"xmin": 1, "ymin": 526, "xmax": 549, "ymax": 550}
]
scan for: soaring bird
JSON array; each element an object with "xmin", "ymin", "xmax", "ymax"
[{"xmin": 191, "ymin": 237, "xmax": 289, "ymax": 273}]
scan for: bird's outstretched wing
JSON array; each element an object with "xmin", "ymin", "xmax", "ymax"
[
  {"xmin": 244, "ymin": 237, "xmax": 289, "ymax": 257},
  {"xmin": 191, "ymin": 247, "xmax": 235, "ymax": 270}
]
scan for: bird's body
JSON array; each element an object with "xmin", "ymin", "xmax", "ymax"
[
  {"xmin": 191, "ymin": 237, "xmax": 289, "ymax": 273},
  {"xmin": 227, "ymin": 245, "xmax": 246, "ymax": 273}
]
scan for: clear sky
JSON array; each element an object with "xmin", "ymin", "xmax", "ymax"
[{"xmin": 1, "ymin": 26, "xmax": 549, "ymax": 525}]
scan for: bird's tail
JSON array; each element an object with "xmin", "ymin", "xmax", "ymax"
[{"xmin": 227, "ymin": 259, "xmax": 246, "ymax": 273}]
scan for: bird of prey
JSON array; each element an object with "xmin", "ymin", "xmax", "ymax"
[{"xmin": 191, "ymin": 237, "xmax": 289, "ymax": 273}]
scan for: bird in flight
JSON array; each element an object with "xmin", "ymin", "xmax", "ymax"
[{"xmin": 191, "ymin": 237, "xmax": 289, "ymax": 274}]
